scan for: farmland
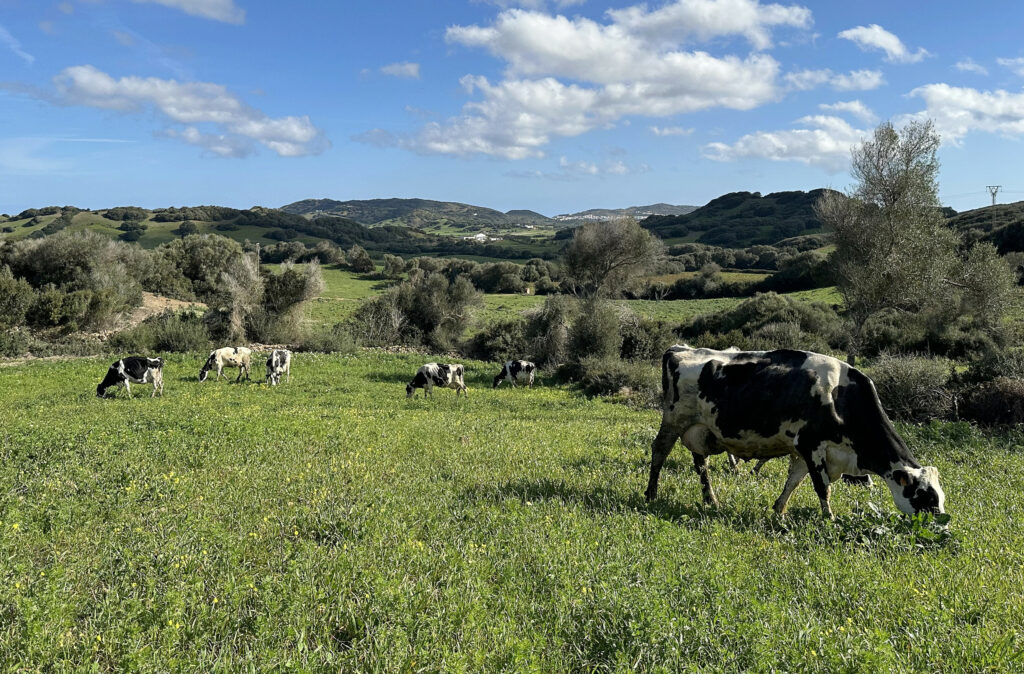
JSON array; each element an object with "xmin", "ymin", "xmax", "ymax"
[{"xmin": 2, "ymin": 353, "xmax": 1024, "ymax": 670}]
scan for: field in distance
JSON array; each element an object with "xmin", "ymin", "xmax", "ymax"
[{"xmin": 1, "ymin": 353, "xmax": 1022, "ymax": 670}]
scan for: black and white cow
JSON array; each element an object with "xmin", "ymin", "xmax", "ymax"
[
  {"xmin": 199, "ymin": 346, "xmax": 252, "ymax": 383},
  {"xmin": 493, "ymin": 360, "xmax": 536, "ymax": 388},
  {"xmin": 406, "ymin": 363, "xmax": 468, "ymax": 398},
  {"xmin": 96, "ymin": 357, "xmax": 165, "ymax": 398},
  {"xmin": 647, "ymin": 345, "xmax": 946, "ymax": 519},
  {"xmin": 265, "ymin": 349, "xmax": 292, "ymax": 386}
]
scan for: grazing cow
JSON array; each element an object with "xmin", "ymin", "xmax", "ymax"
[
  {"xmin": 407, "ymin": 363, "xmax": 468, "ymax": 398},
  {"xmin": 265, "ymin": 349, "xmax": 292, "ymax": 386},
  {"xmin": 647, "ymin": 345, "xmax": 945, "ymax": 519},
  {"xmin": 493, "ymin": 360, "xmax": 537, "ymax": 388},
  {"xmin": 96, "ymin": 357, "xmax": 164, "ymax": 398},
  {"xmin": 199, "ymin": 346, "xmax": 252, "ymax": 383}
]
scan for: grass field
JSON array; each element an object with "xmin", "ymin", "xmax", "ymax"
[{"xmin": 1, "ymin": 353, "xmax": 1023, "ymax": 670}]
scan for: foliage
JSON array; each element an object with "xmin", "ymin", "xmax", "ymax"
[
  {"xmin": 110, "ymin": 311, "xmax": 210, "ymax": 354},
  {"xmin": 568, "ymin": 298, "xmax": 625, "ymax": 361},
  {"xmin": 571, "ymin": 355, "xmax": 660, "ymax": 404},
  {"xmin": 295, "ymin": 323, "xmax": 359, "ymax": 354},
  {"xmin": 563, "ymin": 218, "xmax": 663, "ymax": 297},
  {"xmin": 463, "ymin": 318, "xmax": 528, "ymax": 363},
  {"xmin": 0, "ymin": 266, "xmax": 34, "ymax": 329},
  {"xmin": 959, "ymin": 378, "xmax": 1024, "ymax": 426},
  {"xmin": 104, "ymin": 206, "xmax": 148, "ymax": 222},
  {"xmin": 523, "ymin": 294, "xmax": 579, "ymax": 367},
  {"xmin": 867, "ymin": 354, "xmax": 954, "ymax": 422},
  {"xmin": 347, "ymin": 245, "xmax": 375, "ymax": 274}
]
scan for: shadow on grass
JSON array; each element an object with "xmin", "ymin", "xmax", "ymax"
[{"xmin": 462, "ymin": 476, "xmax": 956, "ymax": 552}]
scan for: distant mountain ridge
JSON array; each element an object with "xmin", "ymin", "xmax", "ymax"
[
  {"xmin": 553, "ymin": 203, "xmax": 696, "ymax": 222},
  {"xmin": 948, "ymin": 200, "xmax": 1024, "ymax": 252},
  {"xmin": 280, "ymin": 198, "xmax": 556, "ymax": 230}
]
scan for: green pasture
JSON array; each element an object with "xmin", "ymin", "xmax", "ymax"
[{"xmin": 1, "ymin": 354, "xmax": 1022, "ymax": 670}]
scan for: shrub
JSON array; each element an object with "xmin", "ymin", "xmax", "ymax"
[
  {"xmin": 571, "ymin": 355, "xmax": 660, "ymax": 407},
  {"xmin": 0, "ymin": 266, "xmax": 34, "ymax": 329},
  {"xmin": 620, "ymin": 315, "xmax": 676, "ymax": 362},
  {"xmin": 110, "ymin": 311, "xmax": 210, "ymax": 353},
  {"xmin": 524, "ymin": 295, "xmax": 578, "ymax": 366},
  {"xmin": 463, "ymin": 318, "xmax": 528, "ymax": 362},
  {"xmin": 867, "ymin": 354, "xmax": 954, "ymax": 422},
  {"xmin": 26, "ymin": 286, "xmax": 91, "ymax": 331},
  {"xmin": 962, "ymin": 348, "xmax": 1024, "ymax": 384},
  {"xmin": 568, "ymin": 298, "xmax": 622, "ymax": 361},
  {"xmin": 960, "ymin": 378, "xmax": 1024, "ymax": 426},
  {"xmin": 296, "ymin": 323, "xmax": 359, "ymax": 354}
]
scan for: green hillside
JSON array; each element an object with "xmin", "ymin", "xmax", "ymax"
[
  {"xmin": 280, "ymin": 198, "xmax": 558, "ymax": 232},
  {"xmin": 947, "ymin": 201, "xmax": 1024, "ymax": 253},
  {"xmin": 641, "ymin": 190, "xmax": 833, "ymax": 248}
]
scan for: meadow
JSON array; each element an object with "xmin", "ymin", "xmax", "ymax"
[{"xmin": 2, "ymin": 353, "xmax": 1023, "ymax": 671}]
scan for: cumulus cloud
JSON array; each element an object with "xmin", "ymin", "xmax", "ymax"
[
  {"xmin": 477, "ymin": 0, "xmax": 586, "ymax": 8},
  {"xmin": 703, "ymin": 114, "xmax": 867, "ymax": 172},
  {"xmin": 402, "ymin": 2, "xmax": 808, "ymax": 158},
  {"xmin": 909, "ymin": 83, "xmax": 1024, "ymax": 143},
  {"xmin": 819, "ymin": 100, "xmax": 877, "ymax": 123},
  {"xmin": 131, "ymin": 0, "xmax": 245, "ymax": 24},
  {"xmin": 0, "ymin": 23, "xmax": 35, "ymax": 65},
  {"xmin": 31, "ymin": 65, "xmax": 326, "ymax": 157},
  {"xmin": 506, "ymin": 155, "xmax": 647, "ymax": 180},
  {"xmin": 838, "ymin": 24, "xmax": 928, "ymax": 64},
  {"xmin": 380, "ymin": 62, "xmax": 421, "ymax": 79},
  {"xmin": 784, "ymin": 68, "xmax": 884, "ymax": 92},
  {"xmin": 955, "ymin": 58, "xmax": 988, "ymax": 76},
  {"xmin": 649, "ymin": 125, "xmax": 693, "ymax": 136},
  {"xmin": 997, "ymin": 57, "xmax": 1024, "ymax": 77}
]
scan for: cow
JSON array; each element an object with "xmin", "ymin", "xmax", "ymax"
[
  {"xmin": 199, "ymin": 346, "xmax": 252, "ymax": 383},
  {"xmin": 406, "ymin": 363, "xmax": 468, "ymax": 398},
  {"xmin": 96, "ymin": 357, "xmax": 164, "ymax": 398},
  {"xmin": 647, "ymin": 345, "xmax": 945, "ymax": 519},
  {"xmin": 493, "ymin": 360, "xmax": 537, "ymax": 388},
  {"xmin": 265, "ymin": 349, "xmax": 292, "ymax": 386}
]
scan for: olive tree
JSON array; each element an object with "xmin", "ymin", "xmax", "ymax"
[{"xmin": 562, "ymin": 217, "xmax": 663, "ymax": 298}]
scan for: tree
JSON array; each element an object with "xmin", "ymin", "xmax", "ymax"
[
  {"xmin": 562, "ymin": 217, "xmax": 663, "ymax": 297},
  {"xmin": 347, "ymin": 244, "xmax": 375, "ymax": 274},
  {"xmin": 177, "ymin": 221, "xmax": 199, "ymax": 237},
  {"xmin": 818, "ymin": 120, "xmax": 1015, "ymax": 360}
]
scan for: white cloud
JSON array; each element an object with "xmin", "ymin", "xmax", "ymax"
[
  {"xmin": 478, "ymin": 0, "xmax": 586, "ymax": 8},
  {"xmin": 997, "ymin": 57, "xmax": 1024, "ymax": 77},
  {"xmin": 412, "ymin": 4, "xmax": 801, "ymax": 158},
  {"xmin": 831, "ymin": 69, "xmax": 884, "ymax": 91},
  {"xmin": 909, "ymin": 83, "xmax": 1024, "ymax": 143},
  {"xmin": 380, "ymin": 62, "xmax": 421, "ymax": 79},
  {"xmin": 40, "ymin": 65, "xmax": 326, "ymax": 157},
  {"xmin": 955, "ymin": 58, "xmax": 988, "ymax": 76},
  {"xmin": 819, "ymin": 100, "xmax": 877, "ymax": 123},
  {"xmin": 784, "ymin": 68, "xmax": 884, "ymax": 92},
  {"xmin": 703, "ymin": 114, "xmax": 867, "ymax": 171},
  {"xmin": 130, "ymin": 0, "xmax": 245, "ymax": 24},
  {"xmin": 649, "ymin": 125, "xmax": 693, "ymax": 136},
  {"xmin": 0, "ymin": 23, "xmax": 35, "ymax": 65},
  {"xmin": 838, "ymin": 24, "xmax": 928, "ymax": 64},
  {"xmin": 607, "ymin": 0, "xmax": 811, "ymax": 51},
  {"xmin": 506, "ymin": 155, "xmax": 646, "ymax": 180}
]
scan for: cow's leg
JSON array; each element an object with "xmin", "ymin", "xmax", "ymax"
[
  {"xmin": 682, "ymin": 425, "xmax": 719, "ymax": 507},
  {"xmin": 804, "ymin": 443, "xmax": 834, "ymax": 519},
  {"xmin": 772, "ymin": 455, "xmax": 809, "ymax": 515},
  {"xmin": 124, "ymin": 380, "xmax": 132, "ymax": 399},
  {"xmin": 752, "ymin": 459, "xmax": 769, "ymax": 475},
  {"xmin": 727, "ymin": 454, "xmax": 740, "ymax": 472},
  {"xmin": 645, "ymin": 424, "xmax": 678, "ymax": 501}
]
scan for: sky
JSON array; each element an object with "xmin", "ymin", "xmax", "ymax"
[{"xmin": 2, "ymin": 0, "xmax": 1024, "ymax": 216}]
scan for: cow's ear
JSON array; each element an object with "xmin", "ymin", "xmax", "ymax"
[{"xmin": 893, "ymin": 469, "xmax": 910, "ymax": 487}]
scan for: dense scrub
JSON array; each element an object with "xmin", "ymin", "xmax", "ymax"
[{"xmin": 1, "ymin": 354, "xmax": 1022, "ymax": 670}]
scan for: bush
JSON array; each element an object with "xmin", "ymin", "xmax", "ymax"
[
  {"xmin": 296, "ymin": 323, "xmax": 359, "ymax": 354},
  {"xmin": 567, "ymin": 298, "xmax": 623, "ymax": 361},
  {"xmin": 524, "ymin": 295, "xmax": 578, "ymax": 367},
  {"xmin": 962, "ymin": 348, "xmax": 1024, "ymax": 384},
  {"xmin": 571, "ymin": 355, "xmax": 660, "ymax": 406},
  {"xmin": 867, "ymin": 354, "xmax": 954, "ymax": 422},
  {"xmin": 463, "ymin": 319, "xmax": 528, "ymax": 362},
  {"xmin": 960, "ymin": 378, "xmax": 1024, "ymax": 426},
  {"xmin": 0, "ymin": 266, "xmax": 34, "ymax": 329},
  {"xmin": 110, "ymin": 311, "xmax": 210, "ymax": 354},
  {"xmin": 620, "ymin": 314, "xmax": 676, "ymax": 362}
]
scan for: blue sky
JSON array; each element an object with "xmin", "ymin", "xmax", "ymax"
[{"xmin": 2, "ymin": 0, "xmax": 1024, "ymax": 216}]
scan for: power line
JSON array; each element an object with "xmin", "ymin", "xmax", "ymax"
[{"xmin": 983, "ymin": 183, "xmax": 999, "ymax": 204}]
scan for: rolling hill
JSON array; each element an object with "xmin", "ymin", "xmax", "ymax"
[
  {"xmin": 947, "ymin": 200, "xmax": 1024, "ymax": 252},
  {"xmin": 641, "ymin": 190, "xmax": 833, "ymax": 248},
  {"xmin": 280, "ymin": 198, "xmax": 557, "ymax": 231},
  {"xmin": 553, "ymin": 202, "xmax": 696, "ymax": 224}
]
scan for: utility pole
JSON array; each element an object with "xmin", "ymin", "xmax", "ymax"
[{"xmin": 987, "ymin": 185, "xmax": 1002, "ymax": 206}]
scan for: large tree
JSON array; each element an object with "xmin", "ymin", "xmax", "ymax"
[
  {"xmin": 562, "ymin": 217, "xmax": 663, "ymax": 298},
  {"xmin": 818, "ymin": 120, "xmax": 1015, "ymax": 360}
]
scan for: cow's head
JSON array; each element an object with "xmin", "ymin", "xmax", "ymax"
[
  {"xmin": 406, "ymin": 383, "xmax": 415, "ymax": 398},
  {"xmin": 492, "ymin": 373, "xmax": 503, "ymax": 388},
  {"xmin": 96, "ymin": 383, "xmax": 108, "ymax": 398},
  {"xmin": 887, "ymin": 466, "xmax": 946, "ymax": 516}
]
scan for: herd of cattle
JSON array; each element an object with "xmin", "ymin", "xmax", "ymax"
[{"xmin": 95, "ymin": 345, "xmax": 946, "ymax": 520}]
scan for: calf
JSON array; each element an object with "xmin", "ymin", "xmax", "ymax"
[
  {"xmin": 407, "ymin": 363, "xmax": 468, "ymax": 398},
  {"xmin": 265, "ymin": 349, "xmax": 292, "ymax": 386},
  {"xmin": 493, "ymin": 360, "xmax": 536, "ymax": 388},
  {"xmin": 647, "ymin": 345, "xmax": 945, "ymax": 519},
  {"xmin": 96, "ymin": 357, "xmax": 164, "ymax": 398},
  {"xmin": 199, "ymin": 346, "xmax": 252, "ymax": 383}
]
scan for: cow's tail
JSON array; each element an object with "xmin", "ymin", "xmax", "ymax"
[{"xmin": 661, "ymin": 350, "xmax": 675, "ymax": 408}]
